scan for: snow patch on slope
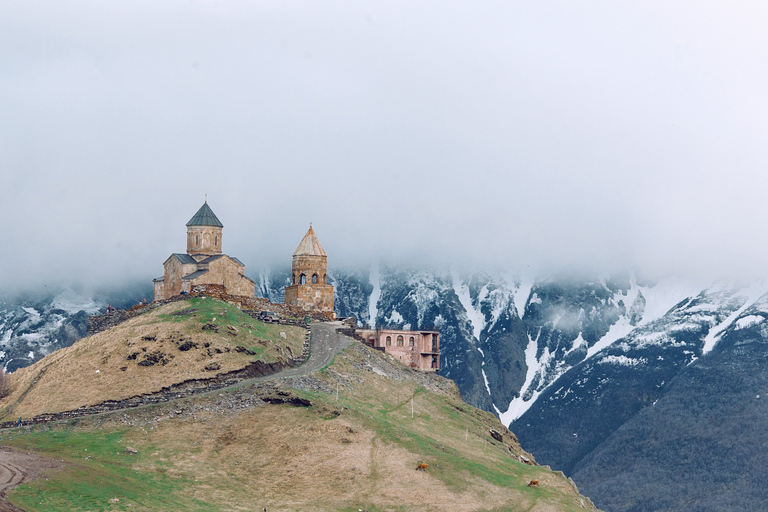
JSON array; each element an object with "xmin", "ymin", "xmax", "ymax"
[
  {"xmin": 637, "ymin": 278, "xmax": 705, "ymax": 327},
  {"xmin": 499, "ymin": 333, "xmax": 545, "ymax": 424},
  {"xmin": 368, "ymin": 264, "xmax": 381, "ymax": 327},
  {"xmin": 481, "ymin": 369, "xmax": 492, "ymax": 396},
  {"xmin": 451, "ymin": 268, "xmax": 485, "ymax": 341},
  {"xmin": 702, "ymin": 281, "xmax": 767, "ymax": 353},
  {"xmin": 734, "ymin": 315, "xmax": 764, "ymax": 330},
  {"xmin": 386, "ymin": 310, "xmax": 404, "ymax": 324},
  {"xmin": 513, "ymin": 277, "xmax": 533, "ymax": 318},
  {"xmin": 599, "ymin": 355, "xmax": 647, "ymax": 367}
]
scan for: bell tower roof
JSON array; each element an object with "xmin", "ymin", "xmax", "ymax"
[
  {"xmin": 186, "ymin": 202, "xmax": 223, "ymax": 227},
  {"xmin": 293, "ymin": 225, "xmax": 327, "ymax": 257}
]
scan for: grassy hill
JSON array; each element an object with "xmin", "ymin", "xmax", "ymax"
[
  {"xmin": 0, "ymin": 298, "xmax": 599, "ymax": 512},
  {"xmin": 0, "ymin": 297, "xmax": 306, "ymax": 420}
]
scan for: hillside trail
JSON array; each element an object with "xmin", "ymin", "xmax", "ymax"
[
  {"xmin": 0, "ymin": 448, "xmax": 67, "ymax": 512},
  {"xmin": 247, "ymin": 320, "xmax": 354, "ymax": 380},
  {"xmin": 0, "ymin": 321, "xmax": 353, "ymax": 510}
]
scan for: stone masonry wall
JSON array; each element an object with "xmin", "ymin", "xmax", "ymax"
[
  {"xmin": 186, "ymin": 225, "xmax": 222, "ymax": 255},
  {"xmin": 197, "ymin": 257, "xmax": 254, "ymax": 297}
]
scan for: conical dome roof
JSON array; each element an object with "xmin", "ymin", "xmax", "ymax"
[
  {"xmin": 293, "ymin": 225, "xmax": 327, "ymax": 257},
  {"xmin": 186, "ymin": 202, "xmax": 223, "ymax": 227}
]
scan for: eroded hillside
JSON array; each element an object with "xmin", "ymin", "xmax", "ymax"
[{"xmin": 0, "ymin": 297, "xmax": 306, "ymax": 420}]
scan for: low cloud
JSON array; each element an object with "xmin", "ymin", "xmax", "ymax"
[{"xmin": 2, "ymin": 1, "xmax": 768, "ymax": 290}]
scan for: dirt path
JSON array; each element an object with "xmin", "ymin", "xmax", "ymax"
[
  {"xmin": 0, "ymin": 449, "xmax": 68, "ymax": 512},
  {"xmin": 246, "ymin": 321, "xmax": 354, "ymax": 381}
]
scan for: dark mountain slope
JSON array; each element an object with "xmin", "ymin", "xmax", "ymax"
[
  {"xmin": 570, "ymin": 296, "xmax": 768, "ymax": 512},
  {"xmin": 512, "ymin": 287, "xmax": 748, "ymax": 475}
]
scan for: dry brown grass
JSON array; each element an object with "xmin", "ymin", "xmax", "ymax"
[
  {"xmin": 0, "ymin": 369, "xmax": 11, "ymax": 399},
  {"xmin": 0, "ymin": 299, "xmax": 305, "ymax": 420},
  {"xmin": 54, "ymin": 343, "xmax": 598, "ymax": 512}
]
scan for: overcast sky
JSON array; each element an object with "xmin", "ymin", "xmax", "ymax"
[{"xmin": 2, "ymin": 1, "xmax": 768, "ymax": 289}]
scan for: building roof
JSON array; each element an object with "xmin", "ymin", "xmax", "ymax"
[
  {"xmin": 293, "ymin": 225, "xmax": 327, "ymax": 257},
  {"xmin": 170, "ymin": 253, "xmax": 197, "ymax": 264},
  {"xmin": 186, "ymin": 202, "xmax": 223, "ymax": 227},
  {"xmin": 197, "ymin": 255, "xmax": 224, "ymax": 264},
  {"xmin": 182, "ymin": 269, "xmax": 209, "ymax": 280},
  {"xmin": 197, "ymin": 254, "xmax": 245, "ymax": 267}
]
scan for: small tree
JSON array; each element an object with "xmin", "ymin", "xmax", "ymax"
[{"xmin": 0, "ymin": 369, "xmax": 11, "ymax": 399}]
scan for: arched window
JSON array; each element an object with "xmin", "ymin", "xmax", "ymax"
[
  {"xmin": 397, "ymin": 335, "xmax": 404, "ymax": 346},
  {"xmin": 386, "ymin": 336, "xmax": 391, "ymax": 346},
  {"xmin": 409, "ymin": 336, "xmax": 415, "ymax": 346},
  {"xmin": 196, "ymin": 234, "xmax": 200, "ymax": 245},
  {"xmin": 323, "ymin": 273, "xmax": 327, "ymax": 284},
  {"xmin": 300, "ymin": 274, "xmax": 306, "ymax": 285},
  {"xmin": 214, "ymin": 235, "xmax": 218, "ymax": 246},
  {"xmin": 312, "ymin": 274, "xmax": 318, "ymax": 284},
  {"xmin": 292, "ymin": 273, "xmax": 296, "ymax": 285}
]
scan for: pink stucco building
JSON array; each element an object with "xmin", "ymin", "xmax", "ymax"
[{"xmin": 355, "ymin": 328, "xmax": 440, "ymax": 371}]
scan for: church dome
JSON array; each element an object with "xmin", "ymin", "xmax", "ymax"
[
  {"xmin": 293, "ymin": 225, "xmax": 327, "ymax": 257},
  {"xmin": 186, "ymin": 202, "xmax": 223, "ymax": 227}
]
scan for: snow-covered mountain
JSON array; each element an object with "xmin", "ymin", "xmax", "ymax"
[
  {"xmin": 539, "ymin": 284, "xmax": 768, "ymax": 512},
  {"xmin": 0, "ymin": 285, "xmax": 151, "ymax": 372}
]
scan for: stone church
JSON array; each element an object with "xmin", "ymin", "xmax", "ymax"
[
  {"xmin": 153, "ymin": 202, "xmax": 255, "ymax": 301},
  {"xmin": 284, "ymin": 225, "xmax": 335, "ymax": 317}
]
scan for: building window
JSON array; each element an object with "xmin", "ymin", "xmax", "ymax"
[
  {"xmin": 386, "ymin": 336, "xmax": 391, "ymax": 346},
  {"xmin": 312, "ymin": 274, "xmax": 318, "ymax": 284},
  {"xmin": 397, "ymin": 335, "xmax": 404, "ymax": 346},
  {"xmin": 300, "ymin": 274, "xmax": 306, "ymax": 285},
  {"xmin": 323, "ymin": 273, "xmax": 327, "ymax": 284},
  {"xmin": 215, "ymin": 235, "xmax": 218, "ymax": 246},
  {"xmin": 292, "ymin": 273, "xmax": 296, "ymax": 285},
  {"xmin": 409, "ymin": 336, "xmax": 415, "ymax": 346},
  {"xmin": 196, "ymin": 234, "xmax": 200, "ymax": 245},
  {"xmin": 432, "ymin": 334, "xmax": 438, "ymax": 352}
]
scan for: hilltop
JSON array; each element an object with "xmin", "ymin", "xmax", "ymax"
[
  {"xmin": 0, "ymin": 297, "xmax": 599, "ymax": 511},
  {"xmin": 0, "ymin": 297, "xmax": 307, "ymax": 421}
]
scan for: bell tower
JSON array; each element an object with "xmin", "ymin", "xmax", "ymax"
[
  {"xmin": 284, "ymin": 225, "xmax": 334, "ymax": 316},
  {"xmin": 186, "ymin": 200, "xmax": 223, "ymax": 258}
]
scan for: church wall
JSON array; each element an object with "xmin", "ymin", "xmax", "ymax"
[
  {"xmin": 153, "ymin": 281, "xmax": 165, "ymax": 301},
  {"xmin": 190, "ymin": 257, "xmax": 254, "ymax": 297},
  {"xmin": 285, "ymin": 284, "xmax": 334, "ymax": 313},
  {"xmin": 186, "ymin": 226, "xmax": 223, "ymax": 255}
]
